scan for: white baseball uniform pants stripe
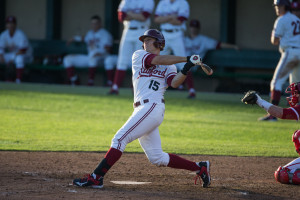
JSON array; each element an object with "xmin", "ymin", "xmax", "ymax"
[{"xmin": 111, "ymin": 102, "xmax": 170, "ymax": 166}]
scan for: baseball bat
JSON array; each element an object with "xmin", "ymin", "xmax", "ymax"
[{"xmin": 199, "ymin": 63, "xmax": 213, "ymax": 75}]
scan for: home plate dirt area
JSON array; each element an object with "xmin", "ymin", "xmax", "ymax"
[{"xmin": 0, "ymin": 151, "xmax": 299, "ymax": 200}]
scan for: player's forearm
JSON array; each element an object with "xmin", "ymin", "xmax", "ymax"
[
  {"xmin": 267, "ymin": 105, "xmax": 283, "ymax": 118},
  {"xmin": 154, "ymin": 16, "xmax": 172, "ymax": 24},
  {"xmin": 170, "ymin": 72, "xmax": 186, "ymax": 88},
  {"xmin": 126, "ymin": 12, "xmax": 146, "ymax": 22},
  {"xmin": 168, "ymin": 17, "xmax": 182, "ymax": 25},
  {"xmin": 151, "ymin": 55, "xmax": 186, "ymax": 65},
  {"xmin": 256, "ymin": 98, "xmax": 283, "ymax": 118}
]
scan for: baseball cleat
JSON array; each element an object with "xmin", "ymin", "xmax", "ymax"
[
  {"xmin": 258, "ymin": 114, "xmax": 277, "ymax": 121},
  {"xmin": 108, "ymin": 89, "xmax": 119, "ymax": 95},
  {"xmin": 73, "ymin": 174, "xmax": 103, "ymax": 188},
  {"xmin": 187, "ymin": 92, "xmax": 196, "ymax": 99},
  {"xmin": 195, "ymin": 161, "xmax": 211, "ymax": 188}
]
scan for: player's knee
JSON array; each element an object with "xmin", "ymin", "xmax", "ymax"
[
  {"xmin": 104, "ymin": 56, "xmax": 116, "ymax": 70},
  {"xmin": 271, "ymin": 78, "xmax": 285, "ymax": 91},
  {"xmin": 15, "ymin": 55, "xmax": 25, "ymax": 68},
  {"xmin": 274, "ymin": 166, "xmax": 290, "ymax": 184},
  {"xmin": 147, "ymin": 152, "xmax": 169, "ymax": 167},
  {"xmin": 63, "ymin": 56, "xmax": 72, "ymax": 68},
  {"xmin": 274, "ymin": 166, "xmax": 300, "ymax": 184}
]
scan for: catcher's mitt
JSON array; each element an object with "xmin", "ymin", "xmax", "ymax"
[{"xmin": 241, "ymin": 90, "xmax": 258, "ymax": 105}]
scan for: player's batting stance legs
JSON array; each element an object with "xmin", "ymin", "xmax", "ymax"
[{"xmin": 73, "ymin": 29, "xmax": 211, "ymax": 189}]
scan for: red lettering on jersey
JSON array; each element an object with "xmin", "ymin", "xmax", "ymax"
[{"xmin": 139, "ymin": 66, "xmax": 167, "ymax": 78}]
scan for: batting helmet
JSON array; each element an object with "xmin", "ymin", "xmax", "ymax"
[
  {"xmin": 292, "ymin": 130, "xmax": 300, "ymax": 155},
  {"xmin": 273, "ymin": 0, "xmax": 291, "ymax": 7},
  {"xmin": 285, "ymin": 82, "xmax": 300, "ymax": 107},
  {"xmin": 139, "ymin": 29, "xmax": 165, "ymax": 51},
  {"xmin": 291, "ymin": 1, "xmax": 300, "ymax": 10}
]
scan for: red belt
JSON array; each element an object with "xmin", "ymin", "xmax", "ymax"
[{"xmin": 133, "ymin": 99, "xmax": 165, "ymax": 108}]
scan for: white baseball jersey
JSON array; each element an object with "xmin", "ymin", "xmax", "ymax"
[
  {"xmin": 84, "ymin": 28, "xmax": 113, "ymax": 57},
  {"xmin": 155, "ymin": 0, "xmax": 189, "ymax": 31},
  {"xmin": 273, "ymin": 12, "xmax": 300, "ymax": 51},
  {"xmin": 0, "ymin": 28, "xmax": 32, "ymax": 56},
  {"xmin": 132, "ymin": 49, "xmax": 177, "ymax": 103},
  {"xmin": 185, "ymin": 35, "xmax": 220, "ymax": 58},
  {"xmin": 118, "ymin": 0, "xmax": 154, "ymax": 29}
]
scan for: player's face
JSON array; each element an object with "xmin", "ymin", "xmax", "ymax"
[
  {"xmin": 190, "ymin": 27, "xmax": 199, "ymax": 35},
  {"xmin": 91, "ymin": 19, "xmax": 101, "ymax": 31},
  {"xmin": 274, "ymin": 5, "xmax": 286, "ymax": 16},
  {"xmin": 6, "ymin": 22, "xmax": 16, "ymax": 32},
  {"xmin": 143, "ymin": 37, "xmax": 158, "ymax": 53}
]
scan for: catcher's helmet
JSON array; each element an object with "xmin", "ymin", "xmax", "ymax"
[
  {"xmin": 139, "ymin": 29, "xmax": 165, "ymax": 50},
  {"xmin": 285, "ymin": 82, "xmax": 300, "ymax": 107},
  {"xmin": 292, "ymin": 130, "xmax": 300, "ymax": 155},
  {"xmin": 273, "ymin": 0, "xmax": 291, "ymax": 7}
]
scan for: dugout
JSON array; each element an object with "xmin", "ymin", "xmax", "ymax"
[{"xmin": 0, "ymin": 0, "xmax": 280, "ymax": 93}]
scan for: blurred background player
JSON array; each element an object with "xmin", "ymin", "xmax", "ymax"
[
  {"xmin": 291, "ymin": 0, "xmax": 300, "ymax": 18},
  {"xmin": 185, "ymin": 19, "xmax": 238, "ymax": 98},
  {"xmin": 109, "ymin": 0, "xmax": 154, "ymax": 94},
  {"xmin": 63, "ymin": 15, "xmax": 113, "ymax": 86},
  {"xmin": 259, "ymin": 0, "xmax": 300, "ymax": 121},
  {"xmin": 242, "ymin": 82, "xmax": 300, "ymax": 185},
  {"xmin": 0, "ymin": 16, "xmax": 33, "ymax": 83},
  {"xmin": 154, "ymin": 0, "xmax": 193, "ymax": 97}
]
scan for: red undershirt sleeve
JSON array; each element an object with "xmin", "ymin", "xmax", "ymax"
[
  {"xmin": 282, "ymin": 106, "xmax": 300, "ymax": 120},
  {"xmin": 177, "ymin": 16, "xmax": 187, "ymax": 23},
  {"xmin": 144, "ymin": 54, "xmax": 157, "ymax": 69},
  {"xmin": 118, "ymin": 11, "xmax": 127, "ymax": 22},
  {"xmin": 142, "ymin": 12, "xmax": 151, "ymax": 19}
]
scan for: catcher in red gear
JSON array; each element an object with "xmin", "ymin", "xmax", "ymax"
[{"xmin": 242, "ymin": 82, "xmax": 300, "ymax": 185}]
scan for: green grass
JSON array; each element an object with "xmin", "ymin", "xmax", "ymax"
[{"xmin": 0, "ymin": 82, "xmax": 298, "ymax": 157}]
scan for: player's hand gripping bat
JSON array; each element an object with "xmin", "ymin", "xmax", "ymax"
[{"xmin": 189, "ymin": 55, "xmax": 213, "ymax": 76}]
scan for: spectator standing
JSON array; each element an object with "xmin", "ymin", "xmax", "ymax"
[{"xmin": 109, "ymin": 0, "xmax": 154, "ymax": 94}]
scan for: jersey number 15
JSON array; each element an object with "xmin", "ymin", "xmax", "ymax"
[{"xmin": 149, "ymin": 80, "xmax": 160, "ymax": 91}]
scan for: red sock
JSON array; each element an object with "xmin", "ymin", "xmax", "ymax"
[
  {"xmin": 105, "ymin": 147, "xmax": 123, "ymax": 166},
  {"xmin": 167, "ymin": 153, "xmax": 200, "ymax": 171},
  {"xmin": 66, "ymin": 67, "xmax": 75, "ymax": 79},
  {"xmin": 113, "ymin": 70, "xmax": 126, "ymax": 88},
  {"xmin": 106, "ymin": 70, "xmax": 115, "ymax": 83},
  {"xmin": 88, "ymin": 67, "xmax": 97, "ymax": 80},
  {"xmin": 271, "ymin": 90, "xmax": 281, "ymax": 105},
  {"xmin": 16, "ymin": 68, "xmax": 24, "ymax": 80},
  {"xmin": 185, "ymin": 71, "xmax": 194, "ymax": 90}
]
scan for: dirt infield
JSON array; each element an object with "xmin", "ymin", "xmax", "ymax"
[{"xmin": 0, "ymin": 151, "xmax": 299, "ymax": 200}]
